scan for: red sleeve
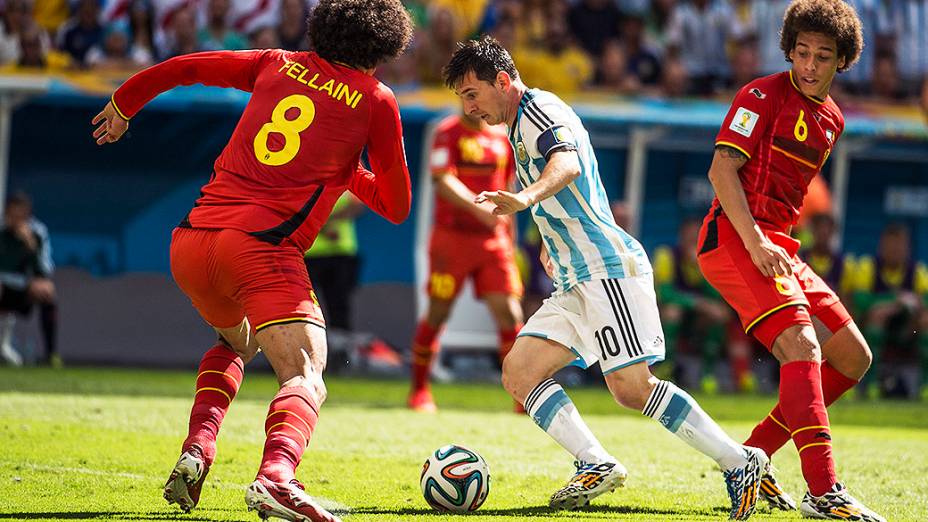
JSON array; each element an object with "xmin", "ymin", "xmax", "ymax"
[
  {"xmin": 111, "ymin": 50, "xmax": 274, "ymax": 120},
  {"xmin": 428, "ymin": 124, "xmax": 457, "ymax": 177},
  {"xmin": 348, "ymin": 84, "xmax": 411, "ymax": 224},
  {"xmin": 714, "ymin": 78, "xmax": 776, "ymax": 160}
]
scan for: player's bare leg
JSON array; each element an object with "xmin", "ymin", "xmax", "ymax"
[
  {"xmin": 606, "ymin": 362, "xmax": 766, "ymax": 519},
  {"xmin": 502, "ymin": 336, "xmax": 625, "ymax": 510},
  {"xmin": 483, "ymin": 292, "xmax": 524, "ymax": 412},
  {"xmin": 408, "ymin": 298, "xmax": 453, "ymax": 412},
  {"xmin": 165, "ymin": 319, "xmax": 259, "ymax": 512},
  {"xmin": 244, "ymin": 321, "xmax": 340, "ymax": 522}
]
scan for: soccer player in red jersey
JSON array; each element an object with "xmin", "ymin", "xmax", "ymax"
[
  {"xmin": 696, "ymin": 1, "xmax": 883, "ymax": 520},
  {"xmin": 90, "ymin": 1, "xmax": 412, "ymax": 520},
  {"xmin": 408, "ymin": 110, "xmax": 524, "ymax": 413}
]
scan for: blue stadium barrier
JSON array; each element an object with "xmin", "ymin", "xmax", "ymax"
[{"xmin": 11, "ymin": 81, "xmax": 928, "ymax": 285}]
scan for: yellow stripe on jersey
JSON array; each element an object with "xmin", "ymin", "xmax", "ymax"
[
  {"xmin": 745, "ymin": 301, "xmax": 805, "ymax": 332},
  {"xmin": 715, "ymin": 141, "xmax": 752, "ymax": 159},
  {"xmin": 111, "ymin": 94, "xmax": 130, "ymax": 121},
  {"xmin": 771, "ymin": 144, "xmax": 818, "ymax": 169}
]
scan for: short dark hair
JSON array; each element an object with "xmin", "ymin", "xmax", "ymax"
[
  {"xmin": 308, "ymin": 0, "xmax": 412, "ymax": 70},
  {"xmin": 443, "ymin": 35, "xmax": 519, "ymax": 90},
  {"xmin": 780, "ymin": 0, "xmax": 863, "ymax": 73},
  {"xmin": 882, "ymin": 222, "xmax": 910, "ymax": 238},
  {"xmin": 5, "ymin": 191, "xmax": 31, "ymax": 211}
]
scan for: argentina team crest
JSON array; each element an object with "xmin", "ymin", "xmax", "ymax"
[{"xmin": 516, "ymin": 141, "xmax": 528, "ymax": 164}]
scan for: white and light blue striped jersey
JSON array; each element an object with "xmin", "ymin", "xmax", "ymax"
[{"xmin": 507, "ymin": 88, "xmax": 651, "ymax": 292}]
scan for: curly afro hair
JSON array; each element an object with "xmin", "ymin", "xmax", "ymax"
[
  {"xmin": 780, "ymin": 0, "xmax": 863, "ymax": 73},
  {"xmin": 308, "ymin": 0, "xmax": 412, "ymax": 70}
]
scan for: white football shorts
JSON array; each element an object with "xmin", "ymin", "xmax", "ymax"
[{"xmin": 519, "ymin": 274, "xmax": 666, "ymax": 374}]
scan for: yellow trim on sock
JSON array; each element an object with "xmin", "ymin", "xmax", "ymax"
[
  {"xmin": 265, "ymin": 421, "xmax": 309, "ymax": 444},
  {"xmin": 791, "ymin": 425, "xmax": 830, "ymax": 437},
  {"xmin": 197, "ymin": 370, "xmax": 239, "ymax": 382},
  {"xmin": 797, "ymin": 441, "xmax": 831, "ymax": 454},
  {"xmin": 195, "ymin": 386, "xmax": 231, "ymax": 403},
  {"xmin": 768, "ymin": 413, "xmax": 790, "ymax": 432},
  {"xmin": 266, "ymin": 409, "xmax": 312, "ymax": 434}
]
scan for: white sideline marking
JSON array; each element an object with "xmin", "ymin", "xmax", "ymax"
[{"xmin": 5, "ymin": 462, "xmax": 351, "ymax": 512}]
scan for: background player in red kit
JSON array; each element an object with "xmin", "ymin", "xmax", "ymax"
[
  {"xmin": 90, "ymin": 1, "xmax": 412, "ymax": 520},
  {"xmin": 408, "ymin": 109, "xmax": 523, "ymax": 413},
  {"xmin": 696, "ymin": 1, "xmax": 883, "ymax": 520}
]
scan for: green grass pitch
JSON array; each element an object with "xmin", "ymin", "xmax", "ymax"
[{"xmin": 0, "ymin": 367, "xmax": 926, "ymax": 521}]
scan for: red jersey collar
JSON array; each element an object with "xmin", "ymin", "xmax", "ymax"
[{"xmin": 788, "ymin": 70, "xmax": 827, "ymax": 105}]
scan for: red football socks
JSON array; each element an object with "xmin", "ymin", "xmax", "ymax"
[
  {"xmin": 258, "ymin": 386, "xmax": 319, "ymax": 482},
  {"xmin": 183, "ymin": 344, "xmax": 244, "ymax": 465},
  {"xmin": 745, "ymin": 360, "xmax": 856, "ymax": 460},
  {"xmin": 410, "ymin": 322, "xmax": 441, "ymax": 391},
  {"xmin": 778, "ymin": 361, "xmax": 837, "ymax": 496},
  {"xmin": 497, "ymin": 324, "xmax": 521, "ymax": 365}
]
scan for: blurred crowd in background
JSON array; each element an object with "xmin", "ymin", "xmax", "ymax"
[{"xmin": 2, "ymin": 0, "xmax": 928, "ymax": 108}]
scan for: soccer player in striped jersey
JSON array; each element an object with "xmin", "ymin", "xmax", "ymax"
[
  {"xmin": 697, "ymin": 1, "xmax": 884, "ymax": 520},
  {"xmin": 444, "ymin": 36, "xmax": 767, "ymax": 520},
  {"xmin": 91, "ymin": 1, "xmax": 413, "ymax": 521}
]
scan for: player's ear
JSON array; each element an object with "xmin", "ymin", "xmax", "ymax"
[
  {"xmin": 496, "ymin": 71, "xmax": 511, "ymax": 90},
  {"xmin": 836, "ymin": 55, "xmax": 846, "ymax": 71}
]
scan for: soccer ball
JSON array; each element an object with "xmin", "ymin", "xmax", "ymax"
[{"xmin": 419, "ymin": 444, "xmax": 490, "ymax": 513}]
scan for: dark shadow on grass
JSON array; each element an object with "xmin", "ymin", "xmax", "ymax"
[
  {"xmin": 350, "ymin": 503, "xmax": 710, "ymax": 517},
  {"xmin": 0, "ymin": 512, "xmax": 214, "ymax": 520}
]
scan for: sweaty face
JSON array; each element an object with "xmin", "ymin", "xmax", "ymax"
[
  {"xmin": 789, "ymin": 31, "xmax": 845, "ymax": 99},
  {"xmin": 454, "ymin": 71, "xmax": 507, "ymax": 126}
]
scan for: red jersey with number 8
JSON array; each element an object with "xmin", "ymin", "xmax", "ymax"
[
  {"xmin": 112, "ymin": 49, "xmax": 410, "ymax": 251},
  {"xmin": 710, "ymin": 70, "xmax": 844, "ymax": 232}
]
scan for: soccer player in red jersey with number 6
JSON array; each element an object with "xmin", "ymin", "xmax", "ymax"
[
  {"xmin": 90, "ymin": 1, "xmax": 413, "ymax": 521},
  {"xmin": 696, "ymin": 1, "xmax": 883, "ymax": 520}
]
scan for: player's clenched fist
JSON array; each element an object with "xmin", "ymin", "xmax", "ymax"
[
  {"xmin": 474, "ymin": 190, "xmax": 531, "ymax": 216},
  {"xmin": 91, "ymin": 101, "xmax": 129, "ymax": 145}
]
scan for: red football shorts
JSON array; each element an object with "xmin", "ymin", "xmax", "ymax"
[
  {"xmin": 170, "ymin": 227, "xmax": 323, "ymax": 332},
  {"xmin": 696, "ymin": 213, "xmax": 851, "ymax": 349},
  {"xmin": 427, "ymin": 227, "xmax": 523, "ymax": 301}
]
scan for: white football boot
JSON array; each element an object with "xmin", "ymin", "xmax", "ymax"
[{"xmin": 549, "ymin": 460, "xmax": 627, "ymax": 510}]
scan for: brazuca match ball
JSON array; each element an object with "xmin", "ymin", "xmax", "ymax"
[{"xmin": 419, "ymin": 444, "xmax": 490, "ymax": 513}]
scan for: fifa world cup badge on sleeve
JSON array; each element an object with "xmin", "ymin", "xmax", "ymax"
[{"xmin": 729, "ymin": 107, "xmax": 759, "ymax": 137}]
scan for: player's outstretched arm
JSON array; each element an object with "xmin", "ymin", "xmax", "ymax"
[
  {"xmin": 433, "ymin": 173, "xmax": 498, "ymax": 229},
  {"xmin": 350, "ymin": 86, "xmax": 411, "ymax": 224},
  {"xmin": 475, "ymin": 149, "xmax": 579, "ymax": 216},
  {"xmin": 99, "ymin": 50, "xmax": 268, "ymax": 129},
  {"xmin": 707, "ymin": 145, "xmax": 792, "ymax": 277}
]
